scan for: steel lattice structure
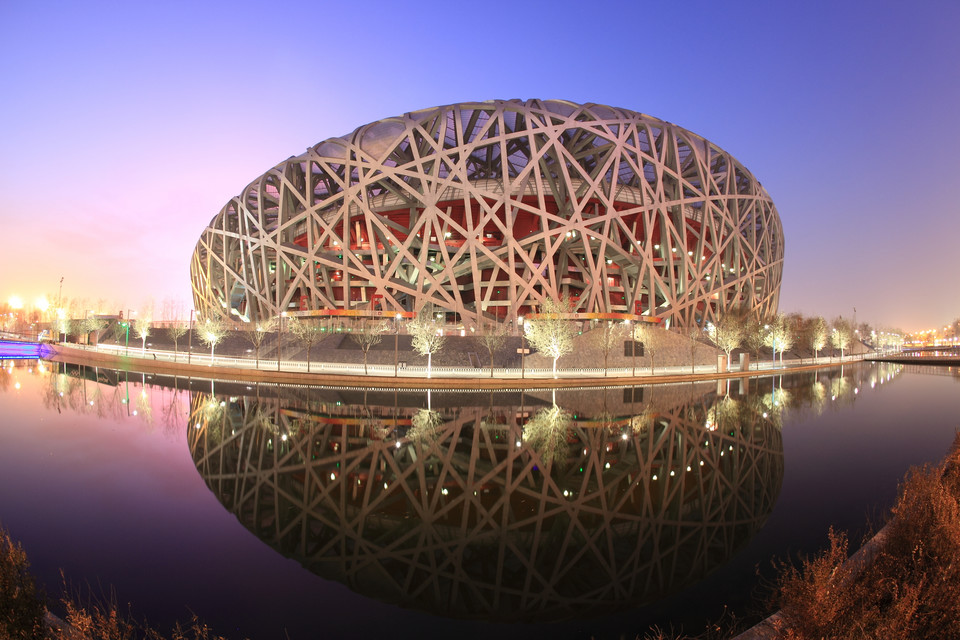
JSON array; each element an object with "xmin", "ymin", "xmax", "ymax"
[
  {"xmin": 189, "ymin": 385, "xmax": 783, "ymax": 621},
  {"xmin": 191, "ymin": 99, "xmax": 783, "ymax": 330}
]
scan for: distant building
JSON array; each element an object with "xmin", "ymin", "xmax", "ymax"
[{"xmin": 191, "ymin": 99, "xmax": 783, "ymax": 330}]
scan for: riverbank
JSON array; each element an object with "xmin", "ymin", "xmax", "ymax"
[{"xmin": 48, "ymin": 340, "xmax": 872, "ymax": 390}]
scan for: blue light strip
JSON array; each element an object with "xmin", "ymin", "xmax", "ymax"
[{"xmin": 0, "ymin": 340, "xmax": 52, "ymax": 359}]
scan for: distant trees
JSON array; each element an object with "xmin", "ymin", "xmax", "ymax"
[
  {"xmin": 409, "ymin": 305, "xmax": 447, "ymax": 378},
  {"xmin": 523, "ymin": 297, "xmax": 577, "ymax": 378}
]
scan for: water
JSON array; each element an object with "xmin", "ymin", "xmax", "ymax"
[{"xmin": 0, "ymin": 360, "xmax": 957, "ymax": 639}]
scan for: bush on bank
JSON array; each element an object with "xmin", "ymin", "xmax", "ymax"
[{"xmin": 769, "ymin": 433, "xmax": 960, "ymax": 639}]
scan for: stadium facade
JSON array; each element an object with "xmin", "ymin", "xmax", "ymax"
[{"xmin": 191, "ymin": 99, "xmax": 783, "ymax": 331}]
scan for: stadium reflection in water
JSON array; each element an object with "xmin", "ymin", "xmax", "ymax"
[{"xmin": 187, "ymin": 380, "xmax": 790, "ymax": 623}]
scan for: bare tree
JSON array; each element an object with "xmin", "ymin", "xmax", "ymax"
[
  {"xmin": 79, "ymin": 317, "xmax": 107, "ymax": 345},
  {"xmin": 831, "ymin": 317, "xmax": 853, "ymax": 359},
  {"xmin": 477, "ymin": 319, "xmax": 509, "ymax": 378},
  {"xmin": 133, "ymin": 317, "xmax": 151, "ymax": 353},
  {"xmin": 742, "ymin": 317, "xmax": 766, "ymax": 366},
  {"xmin": 408, "ymin": 305, "xmax": 447, "ymax": 378},
  {"xmin": 287, "ymin": 316, "xmax": 326, "ymax": 373},
  {"xmin": 523, "ymin": 297, "xmax": 577, "ymax": 378},
  {"xmin": 350, "ymin": 318, "xmax": 389, "ymax": 374},
  {"xmin": 590, "ymin": 320, "xmax": 629, "ymax": 376},
  {"xmin": 166, "ymin": 321, "xmax": 189, "ymax": 362},
  {"xmin": 632, "ymin": 321, "xmax": 663, "ymax": 374},
  {"xmin": 241, "ymin": 317, "xmax": 278, "ymax": 368},
  {"xmin": 707, "ymin": 313, "xmax": 744, "ymax": 371},
  {"xmin": 764, "ymin": 313, "xmax": 795, "ymax": 366},
  {"xmin": 196, "ymin": 316, "xmax": 229, "ymax": 362},
  {"xmin": 686, "ymin": 326, "xmax": 705, "ymax": 374},
  {"xmin": 809, "ymin": 316, "xmax": 828, "ymax": 361}
]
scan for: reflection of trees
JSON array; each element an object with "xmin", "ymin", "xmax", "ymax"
[
  {"xmin": 407, "ymin": 408, "xmax": 443, "ymax": 449},
  {"xmin": 522, "ymin": 404, "xmax": 572, "ymax": 465},
  {"xmin": 188, "ymin": 383, "xmax": 786, "ymax": 623}
]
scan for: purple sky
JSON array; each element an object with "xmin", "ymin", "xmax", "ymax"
[{"xmin": 1, "ymin": 1, "xmax": 958, "ymax": 332}]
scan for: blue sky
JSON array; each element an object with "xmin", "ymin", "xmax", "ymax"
[{"xmin": 1, "ymin": 0, "xmax": 958, "ymax": 331}]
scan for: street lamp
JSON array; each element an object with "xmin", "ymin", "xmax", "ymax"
[
  {"xmin": 518, "ymin": 316, "xmax": 525, "ymax": 379},
  {"xmin": 394, "ymin": 313, "xmax": 401, "ymax": 377},
  {"xmin": 763, "ymin": 324, "xmax": 775, "ymax": 369},
  {"xmin": 277, "ymin": 312, "xmax": 287, "ymax": 372}
]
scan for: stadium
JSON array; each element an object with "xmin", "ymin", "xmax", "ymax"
[{"xmin": 191, "ymin": 99, "xmax": 783, "ymax": 331}]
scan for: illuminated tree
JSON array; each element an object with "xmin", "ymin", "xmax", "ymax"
[
  {"xmin": 742, "ymin": 317, "xmax": 766, "ymax": 367},
  {"xmin": 831, "ymin": 317, "xmax": 853, "ymax": 359},
  {"xmin": 409, "ymin": 306, "xmax": 446, "ymax": 379},
  {"xmin": 197, "ymin": 316, "xmax": 229, "ymax": 362},
  {"xmin": 707, "ymin": 313, "xmax": 744, "ymax": 371},
  {"xmin": 349, "ymin": 319, "xmax": 389, "ymax": 375},
  {"xmin": 79, "ymin": 317, "xmax": 107, "ymax": 345},
  {"xmin": 764, "ymin": 313, "xmax": 794, "ymax": 366},
  {"xmin": 524, "ymin": 297, "xmax": 577, "ymax": 378},
  {"xmin": 809, "ymin": 316, "xmax": 828, "ymax": 361},
  {"xmin": 241, "ymin": 317, "xmax": 278, "ymax": 368},
  {"xmin": 133, "ymin": 317, "xmax": 151, "ymax": 353}
]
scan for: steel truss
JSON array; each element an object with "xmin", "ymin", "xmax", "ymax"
[{"xmin": 191, "ymin": 100, "xmax": 783, "ymax": 331}]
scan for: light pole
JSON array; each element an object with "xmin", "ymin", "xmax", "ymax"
[
  {"xmin": 56, "ymin": 277, "xmax": 63, "ymax": 342},
  {"xmin": 394, "ymin": 313, "xmax": 401, "ymax": 377},
  {"xmin": 277, "ymin": 312, "xmax": 286, "ymax": 372},
  {"xmin": 518, "ymin": 316, "xmax": 525, "ymax": 379},
  {"xmin": 187, "ymin": 309, "xmax": 194, "ymax": 364},
  {"xmin": 123, "ymin": 318, "xmax": 130, "ymax": 355}
]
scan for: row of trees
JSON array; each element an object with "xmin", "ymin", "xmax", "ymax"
[
  {"xmin": 53, "ymin": 298, "xmax": 905, "ymax": 377},
  {"xmin": 706, "ymin": 310, "xmax": 905, "ymax": 371}
]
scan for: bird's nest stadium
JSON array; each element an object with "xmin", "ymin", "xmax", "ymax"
[{"xmin": 191, "ymin": 99, "xmax": 783, "ymax": 331}]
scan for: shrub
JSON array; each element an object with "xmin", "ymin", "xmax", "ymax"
[
  {"xmin": 771, "ymin": 435, "xmax": 960, "ymax": 639},
  {"xmin": 0, "ymin": 526, "xmax": 46, "ymax": 639}
]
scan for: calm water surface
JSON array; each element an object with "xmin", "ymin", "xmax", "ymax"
[{"xmin": 0, "ymin": 360, "xmax": 957, "ymax": 639}]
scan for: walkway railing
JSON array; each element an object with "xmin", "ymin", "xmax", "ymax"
[{"xmin": 60, "ymin": 342, "xmax": 879, "ymax": 380}]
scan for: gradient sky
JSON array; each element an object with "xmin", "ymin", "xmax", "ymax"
[{"xmin": 1, "ymin": 0, "xmax": 958, "ymax": 332}]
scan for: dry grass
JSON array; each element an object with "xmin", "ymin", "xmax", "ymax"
[
  {"xmin": 0, "ymin": 526, "xmax": 46, "ymax": 639},
  {"xmin": 0, "ymin": 529, "xmax": 241, "ymax": 640},
  {"xmin": 769, "ymin": 433, "xmax": 960, "ymax": 639}
]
